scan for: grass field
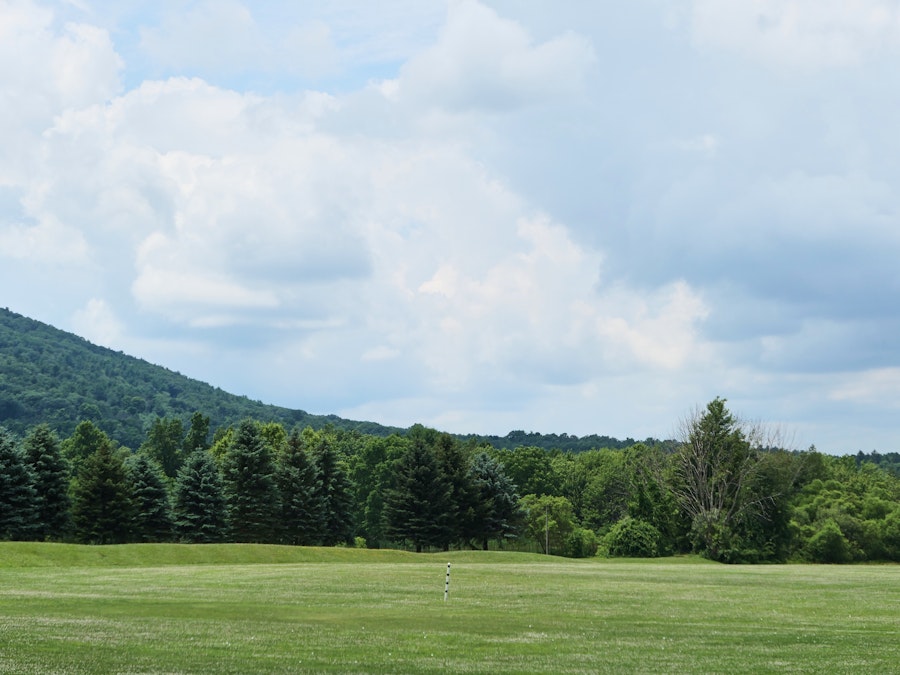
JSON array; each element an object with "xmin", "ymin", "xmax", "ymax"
[{"xmin": 0, "ymin": 544, "xmax": 897, "ymax": 674}]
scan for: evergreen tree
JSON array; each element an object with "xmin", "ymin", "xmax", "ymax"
[
  {"xmin": 125, "ymin": 453, "xmax": 174, "ymax": 542},
  {"xmin": 173, "ymin": 450, "xmax": 229, "ymax": 543},
  {"xmin": 468, "ymin": 452, "xmax": 522, "ymax": 550},
  {"xmin": 311, "ymin": 434, "xmax": 354, "ymax": 546},
  {"xmin": 21, "ymin": 424, "xmax": 71, "ymax": 541},
  {"xmin": 0, "ymin": 426, "xmax": 39, "ymax": 541},
  {"xmin": 72, "ymin": 442, "xmax": 134, "ymax": 544},
  {"xmin": 434, "ymin": 433, "xmax": 476, "ymax": 549},
  {"xmin": 222, "ymin": 419, "xmax": 281, "ymax": 543},
  {"xmin": 384, "ymin": 438, "xmax": 452, "ymax": 552},
  {"xmin": 276, "ymin": 429, "xmax": 324, "ymax": 545}
]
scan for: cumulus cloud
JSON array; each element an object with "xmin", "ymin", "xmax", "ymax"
[{"xmin": 7, "ymin": 0, "xmax": 900, "ymax": 450}]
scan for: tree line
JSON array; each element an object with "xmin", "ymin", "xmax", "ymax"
[{"xmin": 1, "ymin": 399, "xmax": 898, "ymax": 563}]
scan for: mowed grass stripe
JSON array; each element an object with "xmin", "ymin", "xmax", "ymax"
[{"xmin": 0, "ymin": 544, "xmax": 898, "ymax": 674}]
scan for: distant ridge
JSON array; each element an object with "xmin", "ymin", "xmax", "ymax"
[
  {"xmin": 0, "ymin": 307, "xmax": 668, "ymax": 453},
  {"xmin": 0, "ymin": 307, "xmax": 402, "ymax": 448}
]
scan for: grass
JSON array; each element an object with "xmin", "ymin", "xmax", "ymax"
[{"xmin": 0, "ymin": 544, "xmax": 897, "ymax": 674}]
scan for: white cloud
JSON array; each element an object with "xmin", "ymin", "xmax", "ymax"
[
  {"xmin": 0, "ymin": 215, "xmax": 89, "ymax": 264},
  {"xmin": 0, "ymin": 1, "xmax": 120, "ymax": 182},
  {"xmin": 71, "ymin": 297, "xmax": 123, "ymax": 348},
  {"xmin": 395, "ymin": 0, "xmax": 595, "ymax": 111},
  {"xmin": 692, "ymin": 0, "xmax": 900, "ymax": 68}
]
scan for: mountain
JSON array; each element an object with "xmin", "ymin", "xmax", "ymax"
[{"xmin": 0, "ymin": 307, "xmax": 401, "ymax": 448}]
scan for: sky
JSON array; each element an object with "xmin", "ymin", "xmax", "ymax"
[{"xmin": 2, "ymin": 0, "xmax": 900, "ymax": 454}]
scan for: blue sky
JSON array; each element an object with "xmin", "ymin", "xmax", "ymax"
[{"xmin": 2, "ymin": 0, "xmax": 900, "ymax": 453}]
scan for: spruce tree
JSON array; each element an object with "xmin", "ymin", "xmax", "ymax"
[
  {"xmin": 173, "ymin": 450, "xmax": 229, "ymax": 543},
  {"xmin": 125, "ymin": 453, "xmax": 174, "ymax": 542},
  {"xmin": 21, "ymin": 424, "xmax": 71, "ymax": 541},
  {"xmin": 434, "ymin": 433, "xmax": 477, "ymax": 549},
  {"xmin": 72, "ymin": 442, "xmax": 134, "ymax": 544},
  {"xmin": 222, "ymin": 420, "xmax": 281, "ymax": 543},
  {"xmin": 276, "ymin": 429, "xmax": 324, "ymax": 545},
  {"xmin": 311, "ymin": 435, "xmax": 354, "ymax": 546},
  {"xmin": 468, "ymin": 452, "xmax": 522, "ymax": 550},
  {"xmin": 384, "ymin": 438, "xmax": 452, "ymax": 552},
  {"xmin": 0, "ymin": 426, "xmax": 39, "ymax": 541}
]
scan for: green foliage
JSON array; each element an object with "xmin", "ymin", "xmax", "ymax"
[
  {"xmin": 71, "ymin": 442, "xmax": 134, "ymax": 544},
  {"xmin": 520, "ymin": 494, "xmax": 577, "ymax": 556},
  {"xmin": 804, "ymin": 518, "xmax": 853, "ymax": 563},
  {"xmin": 0, "ymin": 426, "xmax": 39, "ymax": 540},
  {"xmin": 604, "ymin": 517, "xmax": 662, "ymax": 558},
  {"xmin": 493, "ymin": 446, "xmax": 560, "ymax": 497},
  {"xmin": 20, "ymin": 424, "xmax": 71, "ymax": 541},
  {"xmin": 125, "ymin": 453, "xmax": 174, "ymax": 543},
  {"xmin": 173, "ymin": 450, "xmax": 229, "ymax": 543},
  {"xmin": 140, "ymin": 416, "xmax": 185, "ymax": 479},
  {"xmin": 221, "ymin": 420, "xmax": 281, "ymax": 543},
  {"xmin": 348, "ymin": 434, "xmax": 408, "ymax": 548},
  {"xmin": 467, "ymin": 451, "xmax": 522, "ymax": 550},
  {"xmin": 310, "ymin": 431, "xmax": 355, "ymax": 546},
  {"xmin": 385, "ymin": 436, "xmax": 452, "ymax": 552},
  {"xmin": 565, "ymin": 527, "xmax": 599, "ymax": 558},
  {"xmin": 276, "ymin": 428, "xmax": 323, "ymax": 545},
  {"xmin": 182, "ymin": 412, "xmax": 211, "ymax": 453},
  {"xmin": 62, "ymin": 420, "xmax": 114, "ymax": 477}
]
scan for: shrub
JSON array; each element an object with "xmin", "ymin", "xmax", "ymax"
[{"xmin": 604, "ymin": 517, "xmax": 662, "ymax": 558}]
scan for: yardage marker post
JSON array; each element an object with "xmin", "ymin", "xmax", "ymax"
[{"xmin": 444, "ymin": 563, "xmax": 451, "ymax": 601}]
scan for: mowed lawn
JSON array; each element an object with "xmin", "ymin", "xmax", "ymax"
[{"xmin": 0, "ymin": 544, "xmax": 897, "ymax": 674}]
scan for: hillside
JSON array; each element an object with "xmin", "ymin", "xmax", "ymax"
[
  {"xmin": 0, "ymin": 307, "xmax": 674, "ymax": 452},
  {"xmin": 0, "ymin": 307, "xmax": 401, "ymax": 448}
]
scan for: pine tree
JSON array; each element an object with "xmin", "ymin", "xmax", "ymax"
[
  {"xmin": 434, "ymin": 433, "xmax": 477, "ymax": 549},
  {"xmin": 0, "ymin": 427, "xmax": 39, "ymax": 541},
  {"xmin": 173, "ymin": 450, "xmax": 229, "ymax": 543},
  {"xmin": 21, "ymin": 424, "xmax": 71, "ymax": 541},
  {"xmin": 311, "ymin": 435, "xmax": 354, "ymax": 546},
  {"xmin": 384, "ymin": 438, "xmax": 452, "ymax": 552},
  {"xmin": 125, "ymin": 453, "xmax": 174, "ymax": 542},
  {"xmin": 72, "ymin": 442, "xmax": 134, "ymax": 544},
  {"xmin": 222, "ymin": 420, "xmax": 281, "ymax": 543},
  {"xmin": 276, "ymin": 429, "xmax": 324, "ymax": 545}
]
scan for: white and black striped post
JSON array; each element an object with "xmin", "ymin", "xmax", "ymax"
[{"xmin": 444, "ymin": 562, "xmax": 451, "ymax": 601}]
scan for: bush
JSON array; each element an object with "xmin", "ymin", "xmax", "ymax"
[
  {"xmin": 804, "ymin": 519, "xmax": 853, "ymax": 563},
  {"xmin": 604, "ymin": 517, "xmax": 662, "ymax": 558},
  {"xmin": 565, "ymin": 527, "xmax": 599, "ymax": 558}
]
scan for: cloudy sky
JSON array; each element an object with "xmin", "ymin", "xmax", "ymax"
[{"xmin": 3, "ymin": 0, "xmax": 900, "ymax": 453}]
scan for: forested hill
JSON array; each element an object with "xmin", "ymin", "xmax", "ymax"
[
  {"xmin": 0, "ymin": 307, "xmax": 402, "ymax": 448},
  {"xmin": 0, "ymin": 307, "xmax": 678, "ymax": 453}
]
